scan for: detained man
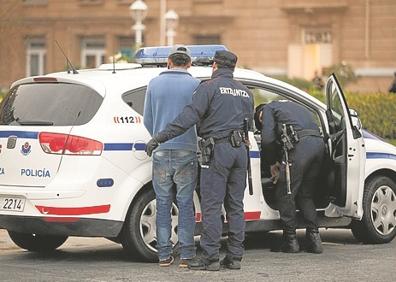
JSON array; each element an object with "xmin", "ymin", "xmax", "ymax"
[{"xmin": 143, "ymin": 45, "xmax": 200, "ymax": 267}]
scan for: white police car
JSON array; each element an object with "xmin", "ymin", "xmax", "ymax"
[{"xmin": 0, "ymin": 45, "xmax": 395, "ymax": 261}]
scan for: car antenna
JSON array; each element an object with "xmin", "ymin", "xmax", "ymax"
[
  {"xmin": 112, "ymin": 53, "xmax": 116, "ymax": 74},
  {"xmin": 55, "ymin": 40, "xmax": 78, "ymax": 74}
]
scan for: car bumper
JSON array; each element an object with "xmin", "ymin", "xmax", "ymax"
[{"xmin": 0, "ymin": 215, "xmax": 123, "ymax": 237}]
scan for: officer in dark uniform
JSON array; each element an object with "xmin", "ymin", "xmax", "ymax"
[
  {"xmin": 256, "ymin": 100, "xmax": 325, "ymax": 254},
  {"xmin": 146, "ymin": 50, "xmax": 254, "ymax": 270}
]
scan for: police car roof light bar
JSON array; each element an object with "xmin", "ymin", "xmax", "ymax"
[{"xmin": 134, "ymin": 45, "xmax": 228, "ymax": 66}]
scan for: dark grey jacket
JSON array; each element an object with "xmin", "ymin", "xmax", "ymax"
[
  {"xmin": 260, "ymin": 100, "xmax": 321, "ymax": 165},
  {"xmin": 156, "ymin": 68, "xmax": 254, "ymax": 142}
]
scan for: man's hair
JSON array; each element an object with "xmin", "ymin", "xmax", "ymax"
[
  {"xmin": 254, "ymin": 103, "xmax": 266, "ymax": 130},
  {"xmin": 169, "ymin": 53, "xmax": 191, "ymax": 67}
]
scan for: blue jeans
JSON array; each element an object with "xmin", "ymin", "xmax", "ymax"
[{"xmin": 152, "ymin": 149, "xmax": 197, "ymax": 260}]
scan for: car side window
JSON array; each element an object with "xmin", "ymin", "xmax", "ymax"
[
  {"xmin": 122, "ymin": 87, "xmax": 147, "ymax": 115},
  {"xmin": 246, "ymin": 85, "xmax": 323, "ymax": 133}
]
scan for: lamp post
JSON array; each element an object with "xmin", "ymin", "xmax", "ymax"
[
  {"xmin": 129, "ymin": 0, "xmax": 148, "ymax": 48},
  {"xmin": 165, "ymin": 9, "xmax": 179, "ymax": 46}
]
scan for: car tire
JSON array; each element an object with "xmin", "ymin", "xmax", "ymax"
[
  {"xmin": 121, "ymin": 188, "xmax": 180, "ymax": 262},
  {"xmin": 8, "ymin": 231, "xmax": 68, "ymax": 252},
  {"xmin": 350, "ymin": 176, "xmax": 396, "ymax": 244}
]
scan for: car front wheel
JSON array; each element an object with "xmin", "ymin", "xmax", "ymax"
[
  {"xmin": 121, "ymin": 188, "xmax": 179, "ymax": 262},
  {"xmin": 8, "ymin": 231, "xmax": 68, "ymax": 252},
  {"xmin": 351, "ymin": 176, "xmax": 396, "ymax": 243}
]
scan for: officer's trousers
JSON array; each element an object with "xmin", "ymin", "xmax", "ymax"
[
  {"xmin": 200, "ymin": 142, "xmax": 247, "ymax": 260},
  {"xmin": 275, "ymin": 136, "xmax": 325, "ymax": 233}
]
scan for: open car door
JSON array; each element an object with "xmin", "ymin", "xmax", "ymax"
[{"xmin": 325, "ymin": 74, "xmax": 366, "ymax": 218}]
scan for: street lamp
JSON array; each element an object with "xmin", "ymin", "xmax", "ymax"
[
  {"xmin": 165, "ymin": 9, "xmax": 179, "ymax": 46},
  {"xmin": 129, "ymin": 0, "xmax": 148, "ymax": 48}
]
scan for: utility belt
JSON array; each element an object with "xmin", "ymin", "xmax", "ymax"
[
  {"xmin": 297, "ymin": 129, "xmax": 322, "ymax": 139},
  {"xmin": 214, "ymin": 130, "xmax": 245, "ymax": 147},
  {"xmin": 198, "ymin": 130, "xmax": 245, "ymax": 167},
  {"xmin": 280, "ymin": 124, "xmax": 321, "ymax": 151}
]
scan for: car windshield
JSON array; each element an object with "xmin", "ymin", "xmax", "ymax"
[{"xmin": 0, "ymin": 83, "xmax": 103, "ymax": 126}]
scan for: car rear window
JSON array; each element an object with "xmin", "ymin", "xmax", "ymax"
[
  {"xmin": 0, "ymin": 83, "xmax": 103, "ymax": 126},
  {"xmin": 122, "ymin": 87, "xmax": 146, "ymax": 115}
]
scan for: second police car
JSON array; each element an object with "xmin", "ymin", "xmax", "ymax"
[{"xmin": 0, "ymin": 45, "xmax": 395, "ymax": 261}]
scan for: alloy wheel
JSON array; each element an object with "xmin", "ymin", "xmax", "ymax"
[
  {"xmin": 370, "ymin": 185, "xmax": 396, "ymax": 236},
  {"xmin": 139, "ymin": 199, "xmax": 179, "ymax": 252}
]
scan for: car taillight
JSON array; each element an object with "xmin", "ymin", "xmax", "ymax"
[{"xmin": 39, "ymin": 132, "xmax": 103, "ymax": 156}]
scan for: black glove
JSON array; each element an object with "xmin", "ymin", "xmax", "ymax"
[{"xmin": 145, "ymin": 138, "xmax": 159, "ymax": 157}]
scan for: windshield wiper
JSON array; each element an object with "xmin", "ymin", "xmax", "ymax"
[{"xmin": 15, "ymin": 117, "xmax": 54, "ymax": 126}]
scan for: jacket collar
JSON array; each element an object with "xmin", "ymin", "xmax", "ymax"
[
  {"xmin": 160, "ymin": 68, "xmax": 192, "ymax": 76},
  {"xmin": 211, "ymin": 68, "xmax": 234, "ymax": 79}
]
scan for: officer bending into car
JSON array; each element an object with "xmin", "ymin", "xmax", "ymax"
[
  {"xmin": 146, "ymin": 50, "xmax": 254, "ymax": 271},
  {"xmin": 255, "ymin": 100, "xmax": 325, "ymax": 254}
]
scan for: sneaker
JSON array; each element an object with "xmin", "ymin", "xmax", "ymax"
[
  {"xmin": 220, "ymin": 256, "xmax": 241, "ymax": 270},
  {"xmin": 159, "ymin": 256, "xmax": 174, "ymax": 267},
  {"xmin": 179, "ymin": 258, "xmax": 191, "ymax": 268},
  {"xmin": 188, "ymin": 256, "xmax": 220, "ymax": 271}
]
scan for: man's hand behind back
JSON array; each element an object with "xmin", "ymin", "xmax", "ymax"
[{"xmin": 145, "ymin": 138, "xmax": 159, "ymax": 157}]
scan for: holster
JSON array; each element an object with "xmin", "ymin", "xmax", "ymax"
[
  {"xmin": 198, "ymin": 137, "xmax": 215, "ymax": 167},
  {"xmin": 230, "ymin": 130, "xmax": 244, "ymax": 147}
]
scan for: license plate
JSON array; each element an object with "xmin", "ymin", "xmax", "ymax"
[{"xmin": 0, "ymin": 196, "xmax": 26, "ymax": 212}]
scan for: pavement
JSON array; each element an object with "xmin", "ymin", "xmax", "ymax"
[{"xmin": 0, "ymin": 228, "xmax": 395, "ymax": 282}]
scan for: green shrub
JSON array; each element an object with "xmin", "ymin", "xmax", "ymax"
[
  {"xmin": 322, "ymin": 62, "xmax": 357, "ymax": 88},
  {"xmin": 0, "ymin": 91, "xmax": 4, "ymax": 103},
  {"xmin": 309, "ymin": 91, "xmax": 396, "ymax": 140},
  {"xmin": 274, "ymin": 76, "xmax": 314, "ymax": 92}
]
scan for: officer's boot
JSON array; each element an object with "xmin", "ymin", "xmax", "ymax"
[
  {"xmin": 188, "ymin": 256, "xmax": 220, "ymax": 271},
  {"xmin": 305, "ymin": 228, "xmax": 323, "ymax": 254},
  {"xmin": 280, "ymin": 230, "xmax": 300, "ymax": 253}
]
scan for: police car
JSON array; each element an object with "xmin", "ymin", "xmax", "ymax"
[{"xmin": 0, "ymin": 45, "xmax": 395, "ymax": 261}]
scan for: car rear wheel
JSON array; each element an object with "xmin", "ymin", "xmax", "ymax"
[
  {"xmin": 121, "ymin": 188, "xmax": 179, "ymax": 262},
  {"xmin": 351, "ymin": 176, "xmax": 396, "ymax": 243},
  {"xmin": 8, "ymin": 231, "xmax": 68, "ymax": 252}
]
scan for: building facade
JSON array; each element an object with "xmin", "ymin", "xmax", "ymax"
[{"xmin": 1, "ymin": 0, "xmax": 395, "ymax": 92}]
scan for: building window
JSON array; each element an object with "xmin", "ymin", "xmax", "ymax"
[
  {"xmin": 26, "ymin": 37, "xmax": 46, "ymax": 77},
  {"xmin": 81, "ymin": 37, "xmax": 106, "ymax": 68},
  {"xmin": 194, "ymin": 34, "xmax": 221, "ymax": 45},
  {"xmin": 118, "ymin": 36, "xmax": 135, "ymax": 60},
  {"xmin": 117, "ymin": 0, "xmax": 132, "ymax": 4},
  {"xmin": 22, "ymin": 0, "xmax": 48, "ymax": 5},
  {"xmin": 303, "ymin": 29, "xmax": 332, "ymax": 44},
  {"xmin": 193, "ymin": 0, "xmax": 223, "ymax": 3},
  {"xmin": 79, "ymin": 0, "xmax": 104, "ymax": 5}
]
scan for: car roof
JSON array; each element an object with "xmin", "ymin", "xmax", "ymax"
[{"xmin": 11, "ymin": 64, "xmax": 325, "ymax": 108}]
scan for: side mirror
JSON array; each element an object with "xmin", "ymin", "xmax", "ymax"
[{"xmin": 349, "ymin": 108, "xmax": 362, "ymax": 130}]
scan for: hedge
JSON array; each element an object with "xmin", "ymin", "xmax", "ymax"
[{"xmin": 309, "ymin": 90, "xmax": 396, "ymax": 140}]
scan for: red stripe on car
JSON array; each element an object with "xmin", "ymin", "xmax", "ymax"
[
  {"xmin": 244, "ymin": 211, "xmax": 261, "ymax": 221},
  {"xmin": 195, "ymin": 211, "xmax": 261, "ymax": 222},
  {"xmin": 36, "ymin": 204, "xmax": 110, "ymax": 215}
]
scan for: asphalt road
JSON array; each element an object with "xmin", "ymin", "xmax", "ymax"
[{"xmin": 0, "ymin": 228, "xmax": 395, "ymax": 282}]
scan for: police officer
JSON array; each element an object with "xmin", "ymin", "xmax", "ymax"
[
  {"xmin": 256, "ymin": 100, "xmax": 325, "ymax": 254},
  {"xmin": 146, "ymin": 50, "xmax": 254, "ymax": 270}
]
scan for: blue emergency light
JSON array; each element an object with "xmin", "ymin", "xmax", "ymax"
[{"xmin": 134, "ymin": 45, "xmax": 228, "ymax": 65}]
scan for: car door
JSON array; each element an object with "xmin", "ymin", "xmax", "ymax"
[{"xmin": 325, "ymin": 74, "xmax": 366, "ymax": 218}]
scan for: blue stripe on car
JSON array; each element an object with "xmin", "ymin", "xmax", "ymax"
[
  {"xmin": 2, "ymin": 131, "xmax": 394, "ymax": 161},
  {"xmin": 0, "ymin": 131, "xmax": 39, "ymax": 139},
  {"xmin": 103, "ymin": 143, "xmax": 134, "ymax": 151},
  {"xmin": 366, "ymin": 152, "xmax": 396, "ymax": 160},
  {"xmin": 249, "ymin": 151, "xmax": 260, "ymax": 158}
]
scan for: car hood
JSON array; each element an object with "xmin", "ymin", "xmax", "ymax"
[{"xmin": 363, "ymin": 130, "xmax": 396, "ymax": 157}]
